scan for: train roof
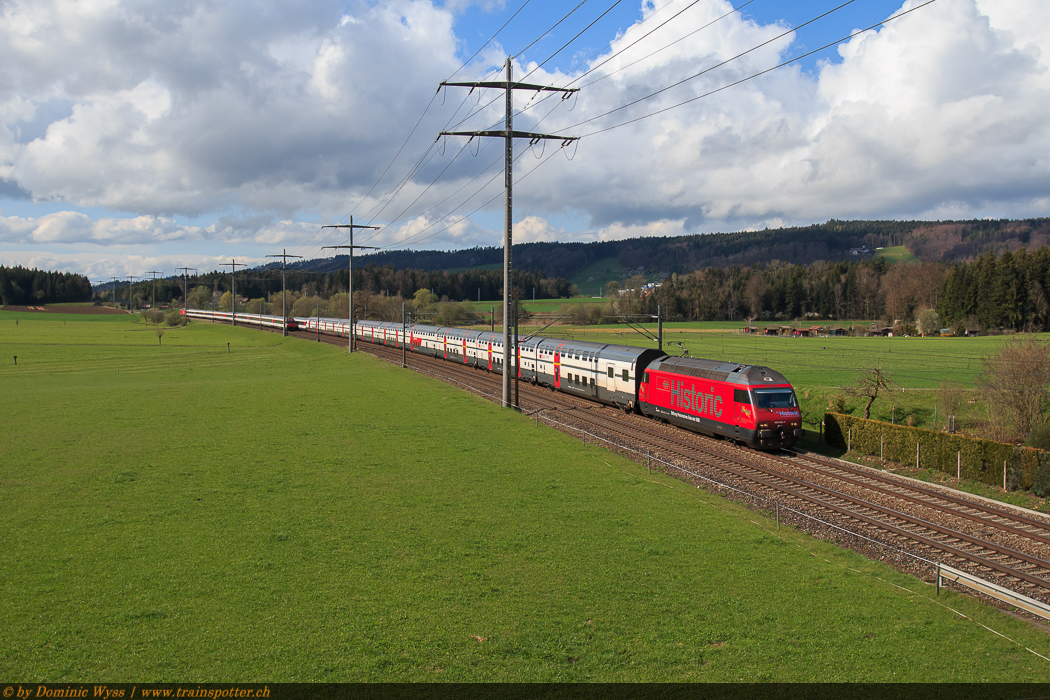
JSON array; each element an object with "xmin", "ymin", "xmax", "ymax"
[
  {"xmin": 650, "ymin": 355, "xmax": 792, "ymax": 386},
  {"xmin": 531, "ymin": 337, "xmax": 664, "ymax": 363}
]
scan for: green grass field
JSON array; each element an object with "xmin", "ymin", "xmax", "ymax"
[
  {"xmin": 568, "ymin": 257, "xmax": 630, "ymax": 297},
  {"xmin": 874, "ymin": 246, "xmax": 920, "ymax": 263},
  {"xmin": 3, "ymin": 311, "xmax": 1050, "ymax": 682}
]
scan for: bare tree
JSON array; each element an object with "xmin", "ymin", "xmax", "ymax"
[
  {"xmin": 915, "ymin": 307, "xmax": 941, "ymax": 336},
  {"xmin": 935, "ymin": 380, "xmax": 966, "ymax": 430},
  {"xmin": 978, "ymin": 335, "xmax": 1050, "ymax": 441},
  {"xmin": 847, "ymin": 365, "xmax": 897, "ymax": 420},
  {"xmin": 881, "ymin": 264, "xmax": 913, "ymax": 324},
  {"xmin": 854, "ymin": 267, "xmax": 879, "ymax": 320},
  {"xmin": 744, "ymin": 273, "xmax": 767, "ymax": 319}
]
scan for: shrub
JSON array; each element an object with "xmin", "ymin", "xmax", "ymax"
[
  {"xmin": 164, "ymin": 310, "xmax": 187, "ymax": 326},
  {"xmin": 825, "ymin": 412, "xmax": 1050, "ymax": 494},
  {"xmin": 1027, "ymin": 424, "xmax": 1050, "ymax": 451},
  {"xmin": 140, "ymin": 309, "xmax": 164, "ymax": 324}
]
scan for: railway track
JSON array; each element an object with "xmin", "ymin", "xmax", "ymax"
[{"xmin": 350, "ymin": 336, "xmax": 1050, "ymax": 613}]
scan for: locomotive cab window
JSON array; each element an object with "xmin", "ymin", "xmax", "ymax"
[
  {"xmin": 734, "ymin": 389, "xmax": 751, "ymax": 404},
  {"xmin": 752, "ymin": 388, "xmax": 798, "ymax": 409},
  {"xmin": 643, "ymin": 372, "xmax": 650, "ymax": 384}
]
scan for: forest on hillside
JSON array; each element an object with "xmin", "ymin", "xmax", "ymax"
[
  {"xmin": 613, "ymin": 247, "xmax": 1050, "ymax": 332},
  {"xmin": 149, "ymin": 248, "xmax": 1050, "ymax": 334},
  {"xmin": 0, "ymin": 266, "xmax": 93, "ymax": 305},
  {"xmin": 303, "ymin": 217, "xmax": 1050, "ymax": 278},
  {"xmin": 86, "ymin": 218, "xmax": 1050, "ymax": 331}
]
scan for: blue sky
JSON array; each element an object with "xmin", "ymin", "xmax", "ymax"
[
  {"xmin": 1, "ymin": 0, "xmax": 1047, "ymax": 282},
  {"xmin": 448, "ymin": 0, "xmax": 908, "ymax": 76}
]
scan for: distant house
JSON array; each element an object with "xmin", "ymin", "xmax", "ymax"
[
  {"xmin": 828, "ymin": 326, "xmax": 849, "ymax": 337},
  {"xmin": 965, "ymin": 327, "xmax": 981, "ymax": 337},
  {"xmin": 866, "ymin": 326, "xmax": 893, "ymax": 337}
]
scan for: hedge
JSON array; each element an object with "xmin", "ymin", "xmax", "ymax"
[{"xmin": 824, "ymin": 412, "xmax": 1050, "ymax": 496}]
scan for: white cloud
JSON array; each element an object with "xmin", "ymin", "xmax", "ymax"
[
  {"xmin": 0, "ymin": 249, "xmax": 266, "ymax": 281},
  {"xmin": 514, "ymin": 215, "xmax": 561, "ymax": 243},
  {"xmin": 1, "ymin": 0, "xmax": 462, "ymax": 217},
  {"xmin": 482, "ymin": 0, "xmax": 1050, "ymax": 233},
  {"xmin": 0, "ymin": 0, "xmax": 1047, "ymax": 280}
]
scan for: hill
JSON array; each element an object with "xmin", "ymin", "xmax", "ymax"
[{"xmin": 300, "ymin": 218, "xmax": 1050, "ymax": 290}]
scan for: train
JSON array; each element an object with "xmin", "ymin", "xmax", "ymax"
[
  {"xmin": 179, "ymin": 308, "xmax": 300, "ymax": 331},
  {"xmin": 181, "ymin": 308, "xmax": 803, "ymax": 450}
]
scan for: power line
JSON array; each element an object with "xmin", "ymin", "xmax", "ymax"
[
  {"xmin": 513, "ymin": 0, "xmax": 589, "ymax": 60},
  {"xmin": 565, "ymin": 0, "xmax": 940, "ymax": 138},
  {"xmin": 439, "ymin": 58, "xmax": 579, "ymax": 408},
  {"xmin": 446, "ymin": 0, "xmax": 533, "ymax": 82},
  {"xmin": 557, "ymin": 0, "xmax": 863, "ymax": 133},
  {"xmin": 219, "ymin": 260, "xmax": 245, "ymax": 325},
  {"xmin": 264, "ymin": 250, "xmax": 301, "ymax": 337},
  {"xmin": 321, "ymin": 219, "xmax": 380, "ymax": 353}
]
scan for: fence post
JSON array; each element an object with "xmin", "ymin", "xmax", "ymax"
[
  {"xmin": 957, "ymin": 451, "xmax": 961, "ymax": 480},
  {"xmin": 936, "ymin": 565, "xmax": 941, "ymax": 596},
  {"xmin": 916, "ymin": 442, "xmax": 920, "ymax": 469},
  {"xmin": 1004, "ymin": 460, "xmax": 1007, "ymax": 490},
  {"xmin": 848, "ymin": 428, "xmax": 851, "ymax": 453},
  {"xmin": 881, "ymin": 434, "xmax": 884, "ymax": 462}
]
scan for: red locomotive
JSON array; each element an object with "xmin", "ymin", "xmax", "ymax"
[{"xmin": 640, "ymin": 355, "xmax": 802, "ymax": 449}]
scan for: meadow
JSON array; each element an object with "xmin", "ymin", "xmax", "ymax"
[{"xmin": 2, "ymin": 310, "xmax": 1050, "ymax": 682}]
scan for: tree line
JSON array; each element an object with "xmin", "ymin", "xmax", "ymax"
[
  {"xmin": 170, "ymin": 265, "xmax": 574, "ymax": 316},
  {"xmin": 321, "ymin": 217, "xmax": 1050, "ymax": 278},
  {"xmin": 607, "ymin": 247, "xmax": 1050, "ymax": 331},
  {"xmin": 110, "ymin": 247, "xmax": 1050, "ymax": 333},
  {"xmin": 1, "ymin": 266, "xmax": 93, "ymax": 305}
]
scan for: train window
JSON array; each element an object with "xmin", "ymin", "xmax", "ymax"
[
  {"xmin": 590, "ymin": 377, "xmax": 595, "ymax": 387},
  {"xmin": 734, "ymin": 389, "xmax": 751, "ymax": 404},
  {"xmin": 644, "ymin": 372, "xmax": 650, "ymax": 384},
  {"xmin": 622, "ymin": 369, "xmax": 629, "ymax": 381},
  {"xmin": 608, "ymin": 367, "xmax": 614, "ymax": 378},
  {"xmin": 752, "ymin": 388, "xmax": 798, "ymax": 409}
]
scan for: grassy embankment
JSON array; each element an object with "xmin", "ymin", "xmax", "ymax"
[{"xmin": 2, "ymin": 311, "xmax": 1050, "ymax": 681}]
